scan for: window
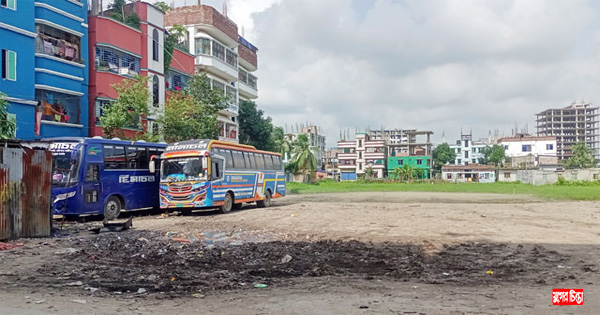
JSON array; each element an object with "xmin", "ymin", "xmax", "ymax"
[
  {"xmin": 94, "ymin": 99, "xmax": 114, "ymax": 126},
  {"xmin": 1, "ymin": 0, "xmax": 16, "ymax": 10},
  {"xmin": 264, "ymin": 154, "xmax": 274, "ymax": 170},
  {"xmin": 504, "ymin": 172, "xmax": 510, "ymax": 179},
  {"xmin": 417, "ymin": 159, "xmax": 423, "ymax": 165},
  {"xmin": 125, "ymin": 147, "xmax": 149, "ymax": 169},
  {"xmin": 358, "ymin": 140, "xmax": 362, "ymax": 147},
  {"xmin": 522, "ymin": 145, "xmax": 532, "ymax": 152},
  {"xmin": 247, "ymin": 74, "xmax": 257, "ymax": 89},
  {"xmin": 546, "ymin": 144, "xmax": 554, "ymax": 150},
  {"xmin": 226, "ymin": 85, "xmax": 237, "ymax": 105},
  {"xmin": 457, "ymin": 148, "xmax": 461, "ymax": 153},
  {"xmin": 37, "ymin": 89, "xmax": 80, "ymax": 124},
  {"xmin": 103, "ymin": 145, "xmax": 127, "ymax": 169},
  {"xmin": 1, "ymin": 49, "xmax": 16, "ymax": 81},
  {"xmin": 472, "ymin": 148, "xmax": 476, "ymax": 153},
  {"xmin": 255, "ymin": 153, "xmax": 265, "ymax": 169},
  {"xmin": 35, "ymin": 24, "xmax": 81, "ymax": 63},
  {"xmin": 226, "ymin": 49, "xmax": 237, "ymax": 68},
  {"xmin": 358, "ymin": 152, "xmax": 362, "ymax": 159},
  {"xmin": 212, "ymin": 41, "xmax": 225, "ymax": 61},
  {"xmin": 427, "ymin": 159, "xmax": 431, "ymax": 166},
  {"xmin": 212, "ymin": 80, "xmax": 225, "ymax": 94},
  {"xmin": 458, "ymin": 159, "xmax": 462, "ymax": 164},
  {"xmin": 226, "ymin": 124, "xmax": 237, "ymax": 139},
  {"xmin": 167, "ymin": 72, "xmax": 189, "ymax": 90},
  {"xmin": 239, "ymin": 68, "xmax": 248, "ymax": 84},
  {"xmin": 152, "ymin": 75, "xmax": 159, "ymax": 107},
  {"xmin": 399, "ymin": 159, "xmax": 404, "ymax": 166},
  {"xmin": 358, "ymin": 163, "xmax": 362, "ymax": 170},
  {"xmin": 85, "ymin": 164, "xmax": 99, "ymax": 181},
  {"xmin": 242, "ymin": 152, "xmax": 251, "ymax": 169},
  {"xmin": 85, "ymin": 190, "xmax": 98, "ymax": 203},
  {"xmin": 221, "ymin": 149, "xmax": 233, "ymax": 169},
  {"xmin": 465, "ymin": 151, "xmax": 469, "ymax": 159},
  {"xmin": 446, "ymin": 173, "xmax": 452, "ymax": 180},
  {"xmin": 472, "ymin": 159, "xmax": 477, "ymax": 164},
  {"xmin": 232, "ymin": 150, "xmax": 245, "ymax": 168},
  {"xmin": 195, "ymin": 38, "xmax": 211, "ymax": 55},
  {"xmin": 95, "ymin": 46, "xmax": 140, "ymax": 76},
  {"xmin": 484, "ymin": 173, "xmax": 489, "ymax": 179},
  {"xmin": 504, "ymin": 145, "xmax": 509, "ymax": 150},
  {"xmin": 464, "ymin": 140, "xmax": 469, "ymax": 147},
  {"xmin": 273, "ymin": 156, "xmax": 282, "ymax": 170},
  {"xmin": 152, "ymin": 29, "xmax": 159, "ymax": 61}
]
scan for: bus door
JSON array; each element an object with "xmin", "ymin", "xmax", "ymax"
[
  {"xmin": 82, "ymin": 162, "xmax": 102, "ymax": 213},
  {"xmin": 82, "ymin": 143, "xmax": 103, "ymax": 213}
]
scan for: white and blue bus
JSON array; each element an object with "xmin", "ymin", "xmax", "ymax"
[
  {"xmin": 49, "ymin": 137, "xmax": 166, "ymax": 219},
  {"xmin": 156, "ymin": 139, "xmax": 285, "ymax": 213}
]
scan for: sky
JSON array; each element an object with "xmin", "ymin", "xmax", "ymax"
[{"xmin": 164, "ymin": 0, "xmax": 600, "ymax": 147}]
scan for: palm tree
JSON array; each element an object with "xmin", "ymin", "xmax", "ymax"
[
  {"xmin": 399, "ymin": 164, "xmax": 415, "ymax": 182},
  {"xmin": 272, "ymin": 127, "xmax": 293, "ymax": 161},
  {"xmin": 291, "ymin": 134, "xmax": 317, "ymax": 183}
]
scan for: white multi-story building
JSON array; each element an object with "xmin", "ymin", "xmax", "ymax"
[
  {"xmin": 498, "ymin": 134, "xmax": 558, "ymax": 167},
  {"xmin": 337, "ymin": 133, "xmax": 386, "ymax": 180},
  {"xmin": 165, "ymin": 4, "xmax": 259, "ymax": 143},
  {"xmin": 284, "ymin": 125, "xmax": 326, "ymax": 168},
  {"xmin": 448, "ymin": 134, "xmax": 490, "ymax": 165}
]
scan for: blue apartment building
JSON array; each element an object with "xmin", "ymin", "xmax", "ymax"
[{"xmin": 0, "ymin": 0, "xmax": 88, "ymax": 139}]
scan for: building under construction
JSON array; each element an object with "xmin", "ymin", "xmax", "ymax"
[
  {"xmin": 368, "ymin": 129, "xmax": 433, "ymax": 156},
  {"xmin": 536, "ymin": 101, "xmax": 599, "ymax": 161}
]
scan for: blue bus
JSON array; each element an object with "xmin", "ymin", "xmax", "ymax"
[
  {"xmin": 154, "ymin": 139, "xmax": 285, "ymax": 213},
  {"xmin": 49, "ymin": 137, "xmax": 166, "ymax": 219}
]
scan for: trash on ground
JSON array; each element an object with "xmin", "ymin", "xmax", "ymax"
[
  {"xmin": 67, "ymin": 281, "xmax": 83, "ymax": 286},
  {"xmin": 71, "ymin": 299, "xmax": 87, "ymax": 304},
  {"xmin": 280, "ymin": 254, "xmax": 293, "ymax": 264},
  {"xmin": 89, "ymin": 217, "xmax": 133, "ymax": 234},
  {"xmin": 0, "ymin": 242, "xmax": 24, "ymax": 251},
  {"xmin": 254, "ymin": 283, "xmax": 268, "ymax": 288}
]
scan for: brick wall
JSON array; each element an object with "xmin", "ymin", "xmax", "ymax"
[
  {"xmin": 164, "ymin": 5, "xmax": 237, "ymax": 43},
  {"xmin": 238, "ymin": 42, "xmax": 257, "ymax": 68}
]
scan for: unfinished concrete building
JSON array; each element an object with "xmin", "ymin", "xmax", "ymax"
[
  {"xmin": 368, "ymin": 129, "xmax": 433, "ymax": 156},
  {"xmin": 536, "ymin": 101, "xmax": 599, "ymax": 161}
]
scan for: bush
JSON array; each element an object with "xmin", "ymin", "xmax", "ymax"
[{"xmin": 554, "ymin": 176, "xmax": 600, "ymax": 186}]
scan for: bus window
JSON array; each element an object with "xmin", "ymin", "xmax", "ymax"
[
  {"xmin": 126, "ymin": 147, "xmax": 139, "ymax": 169},
  {"xmin": 85, "ymin": 164, "xmax": 99, "ymax": 181},
  {"xmin": 255, "ymin": 153, "xmax": 265, "ymax": 169},
  {"xmin": 137, "ymin": 147, "xmax": 149, "ymax": 169},
  {"xmin": 211, "ymin": 157, "xmax": 224, "ymax": 180},
  {"xmin": 104, "ymin": 145, "xmax": 127, "ymax": 169},
  {"xmin": 232, "ymin": 150, "xmax": 245, "ymax": 169},
  {"xmin": 243, "ymin": 152, "xmax": 252, "ymax": 169},
  {"xmin": 223, "ymin": 150, "xmax": 234, "ymax": 169},
  {"xmin": 264, "ymin": 154, "xmax": 274, "ymax": 169},
  {"xmin": 273, "ymin": 156, "xmax": 282, "ymax": 170}
]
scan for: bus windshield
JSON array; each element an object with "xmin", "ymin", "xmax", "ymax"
[
  {"xmin": 161, "ymin": 157, "xmax": 207, "ymax": 182},
  {"xmin": 52, "ymin": 149, "xmax": 81, "ymax": 188}
]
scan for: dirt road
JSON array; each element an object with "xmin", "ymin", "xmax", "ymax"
[{"xmin": 1, "ymin": 191, "xmax": 599, "ymax": 314}]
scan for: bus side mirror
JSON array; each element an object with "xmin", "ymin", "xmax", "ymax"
[{"xmin": 149, "ymin": 160, "xmax": 156, "ymax": 174}]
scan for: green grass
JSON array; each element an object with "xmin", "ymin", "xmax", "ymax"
[{"xmin": 286, "ymin": 181, "xmax": 600, "ymax": 201}]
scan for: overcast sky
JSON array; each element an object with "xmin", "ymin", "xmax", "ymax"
[{"xmin": 165, "ymin": 0, "xmax": 600, "ymax": 147}]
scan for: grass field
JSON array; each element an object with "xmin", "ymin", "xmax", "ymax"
[{"xmin": 286, "ymin": 181, "xmax": 600, "ymax": 201}]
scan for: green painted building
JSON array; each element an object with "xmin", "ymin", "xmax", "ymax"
[{"xmin": 387, "ymin": 156, "xmax": 432, "ymax": 179}]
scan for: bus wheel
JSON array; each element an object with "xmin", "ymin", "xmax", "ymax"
[
  {"xmin": 220, "ymin": 193, "xmax": 233, "ymax": 214},
  {"xmin": 104, "ymin": 196, "xmax": 122, "ymax": 221},
  {"xmin": 257, "ymin": 191, "xmax": 271, "ymax": 208}
]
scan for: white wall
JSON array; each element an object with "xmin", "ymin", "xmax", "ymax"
[
  {"xmin": 500, "ymin": 139, "xmax": 557, "ymax": 158},
  {"xmin": 449, "ymin": 140, "xmax": 489, "ymax": 165}
]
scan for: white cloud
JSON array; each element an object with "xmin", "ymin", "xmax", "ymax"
[{"xmin": 168, "ymin": 0, "xmax": 600, "ymax": 146}]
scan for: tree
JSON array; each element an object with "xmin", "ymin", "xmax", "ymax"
[
  {"xmin": 565, "ymin": 142, "xmax": 596, "ymax": 169},
  {"xmin": 159, "ymin": 73, "xmax": 227, "ymax": 142},
  {"xmin": 415, "ymin": 168, "xmax": 425, "ymax": 180},
  {"xmin": 481, "ymin": 144, "xmax": 505, "ymax": 166},
  {"xmin": 364, "ymin": 166, "xmax": 374, "ymax": 179},
  {"xmin": 272, "ymin": 126, "xmax": 293, "ymax": 160},
  {"xmin": 0, "ymin": 93, "xmax": 16, "ymax": 139},
  {"xmin": 290, "ymin": 134, "xmax": 317, "ymax": 183},
  {"xmin": 238, "ymin": 100, "xmax": 275, "ymax": 151},
  {"xmin": 164, "ymin": 25, "xmax": 187, "ymax": 75},
  {"xmin": 392, "ymin": 164, "xmax": 415, "ymax": 182},
  {"xmin": 432, "ymin": 143, "xmax": 456, "ymax": 172},
  {"xmin": 153, "ymin": 1, "xmax": 171, "ymax": 13},
  {"xmin": 109, "ymin": 0, "xmax": 140, "ymax": 28},
  {"xmin": 100, "ymin": 75, "xmax": 150, "ymax": 139}
]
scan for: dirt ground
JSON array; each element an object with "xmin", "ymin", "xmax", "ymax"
[{"xmin": 1, "ymin": 191, "xmax": 599, "ymax": 314}]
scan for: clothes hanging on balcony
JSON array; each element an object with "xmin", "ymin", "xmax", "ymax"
[{"xmin": 43, "ymin": 39, "xmax": 54, "ymax": 55}]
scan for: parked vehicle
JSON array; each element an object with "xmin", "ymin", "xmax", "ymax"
[
  {"xmin": 154, "ymin": 139, "xmax": 285, "ymax": 213},
  {"xmin": 48, "ymin": 137, "xmax": 166, "ymax": 219}
]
